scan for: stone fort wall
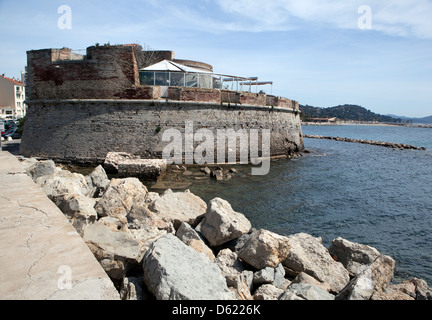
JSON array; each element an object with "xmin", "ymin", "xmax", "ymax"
[{"xmin": 20, "ymin": 44, "xmax": 304, "ymax": 164}]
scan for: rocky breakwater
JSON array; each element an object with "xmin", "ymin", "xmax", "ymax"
[
  {"xmin": 304, "ymin": 135, "xmax": 427, "ymax": 151},
  {"xmin": 20, "ymin": 157, "xmax": 432, "ymax": 300}
]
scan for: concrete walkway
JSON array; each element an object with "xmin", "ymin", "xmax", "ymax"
[{"xmin": 0, "ymin": 151, "xmax": 119, "ymax": 299}]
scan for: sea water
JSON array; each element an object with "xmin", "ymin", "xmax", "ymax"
[{"xmin": 188, "ymin": 125, "xmax": 432, "ymax": 285}]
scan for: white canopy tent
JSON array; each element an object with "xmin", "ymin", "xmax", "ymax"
[{"xmin": 139, "ymin": 59, "xmax": 273, "ymax": 93}]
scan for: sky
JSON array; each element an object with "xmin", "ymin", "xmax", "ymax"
[{"xmin": 0, "ymin": 0, "xmax": 431, "ymax": 117}]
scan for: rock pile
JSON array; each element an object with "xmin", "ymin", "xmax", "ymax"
[
  {"xmin": 304, "ymin": 135, "xmax": 427, "ymax": 151},
  {"xmin": 20, "ymin": 157, "xmax": 432, "ymax": 300}
]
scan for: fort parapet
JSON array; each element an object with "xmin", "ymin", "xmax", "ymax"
[{"xmin": 20, "ymin": 44, "xmax": 304, "ymax": 164}]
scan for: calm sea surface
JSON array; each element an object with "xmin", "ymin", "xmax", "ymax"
[{"xmin": 185, "ymin": 125, "xmax": 432, "ymax": 285}]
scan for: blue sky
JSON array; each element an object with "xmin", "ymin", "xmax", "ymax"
[{"xmin": 1, "ymin": 0, "xmax": 431, "ymax": 117}]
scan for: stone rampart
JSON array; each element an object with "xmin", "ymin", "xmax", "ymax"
[
  {"xmin": 22, "ymin": 45, "xmax": 304, "ymax": 164},
  {"xmin": 20, "ymin": 100, "xmax": 304, "ymax": 164}
]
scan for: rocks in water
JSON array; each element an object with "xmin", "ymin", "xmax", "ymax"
[
  {"xmin": 103, "ymin": 152, "xmax": 167, "ymax": 180},
  {"xmin": 148, "ymin": 189, "xmax": 207, "ymax": 229},
  {"xmin": 142, "ymin": 234, "xmax": 234, "ymax": 300},
  {"xmin": 118, "ymin": 159, "xmax": 167, "ymax": 180},
  {"xmin": 103, "ymin": 151, "xmax": 139, "ymax": 173},
  {"xmin": 20, "ymin": 156, "xmax": 432, "ymax": 301},
  {"xmin": 200, "ymin": 197, "xmax": 252, "ymax": 247},
  {"xmin": 282, "ymin": 233, "xmax": 350, "ymax": 293},
  {"xmin": 304, "ymin": 135, "xmax": 426, "ymax": 151}
]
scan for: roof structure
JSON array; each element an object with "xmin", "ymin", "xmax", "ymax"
[
  {"xmin": 0, "ymin": 75, "xmax": 24, "ymax": 86},
  {"xmin": 139, "ymin": 60, "xmax": 273, "ymax": 93},
  {"xmin": 140, "ymin": 60, "xmax": 213, "ymax": 74}
]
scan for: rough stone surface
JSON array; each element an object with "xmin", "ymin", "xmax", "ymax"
[
  {"xmin": 337, "ymin": 254, "xmax": 396, "ymax": 300},
  {"xmin": 128, "ymin": 207, "xmax": 174, "ymax": 253},
  {"xmin": 176, "ymin": 222, "xmax": 215, "ymax": 261},
  {"xmin": 253, "ymin": 267, "xmax": 275, "ymax": 286},
  {"xmin": 82, "ymin": 221, "xmax": 144, "ymax": 280},
  {"xmin": 290, "ymin": 271, "xmax": 331, "ymax": 293},
  {"xmin": 253, "ymin": 284, "xmax": 284, "ymax": 300},
  {"xmin": 26, "ymin": 160, "xmax": 56, "ymax": 181},
  {"xmin": 55, "ymin": 193, "xmax": 98, "ymax": 234},
  {"xmin": 142, "ymin": 234, "xmax": 234, "ymax": 300},
  {"xmin": 104, "ymin": 152, "xmax": 140, "ymax": 173},
  {"xmin": 238, "ymin": 229, "xmax": 290, "ymax": 270},
  {"xmin": 87, "ymin": 165, "xmax": 110, "ymax": 197},
  {"xmin": 118, "ymin": 159, "xmax": 167, "ymax": 180},
  {"xmin": 95, "ymin": 178, "xmax": 148, "ymax": 219},
  {"xmin": 329, "ymin": 237, "xmax": 381, "ymax": 277},
  {"xmin": 284, "ymin": 283, "xmax": 335, "ymax": 300},
  {"xmin": 282, "ymin": 233, "xmax": 350, "ymax": 293},
  {"xmin": 200, "ymin": 197, "xmax": 252, "ymax": 247},
  {"xmin": 0, "ymin": 152, "xmax": 119, "ymax": 300},
  {"xmin": 148, "ymin": 189, "xmax": 207, "ymax": 229},
  {"xmin": 20, "ymin": 100, "xmax": 304, "ymax": 164},
  {"xmin": 36, "ymin": 169, "xmax": 91, "ymax": 200}
]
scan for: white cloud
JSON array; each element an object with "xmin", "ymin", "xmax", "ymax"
[{"xmin": 214, "ymin": 0, "xmax": 432, "ymax": 39}]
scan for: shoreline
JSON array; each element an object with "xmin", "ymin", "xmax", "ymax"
[
  {"xmin": 11, "ymin": 154, "xmax": 432, "ymax": 300},
  {"xmin": 302, "ymin": 121, "xmax": 432, "ymax": 128}
]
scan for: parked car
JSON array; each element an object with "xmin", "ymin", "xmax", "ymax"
[{"xmin": 1, "ymin": 127, "xmax": 21, "ymax": 140}]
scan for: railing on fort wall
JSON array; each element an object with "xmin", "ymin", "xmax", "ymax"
[{"xmin": 145, "ymin": 86, "xmax": 300, "ymax": 111}]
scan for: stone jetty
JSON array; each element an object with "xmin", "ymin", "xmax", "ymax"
[
  {"xmin": 304, "ymin": 135, "xmax": 426, "ymax": 150},
  {"xmin": 10, "ymin": 155, "xmax": 432, "ymax": 300}
]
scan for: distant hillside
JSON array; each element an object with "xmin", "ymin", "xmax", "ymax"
[
  {"xmin": 300, "ymin": 104, "xmax": 402, "ymax": 123},
  {"xmin": 387, "ymin": 114, "xmax": 432, "ymax": 124}
]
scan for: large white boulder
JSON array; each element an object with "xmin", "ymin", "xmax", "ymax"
[
  {"xmin": 142, "ymin": 234, "xmax": 234, "ymax": 300},
  {"xmin": 200, "ymin": 197, "xmax": 252, "ymax": 247}
]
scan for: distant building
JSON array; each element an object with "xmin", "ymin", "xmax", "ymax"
[
  {"xmin": 0, "ymin": 74, "xmax": 26, "ymax": 119},
  {"xmin": 309, "ymin": 117, "xmax": 337, "ymax": 123}
]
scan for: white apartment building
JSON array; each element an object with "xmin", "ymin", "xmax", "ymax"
[{"xmin": 0, "ymin": 74, "xmax": 26, "ymax": 119}]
